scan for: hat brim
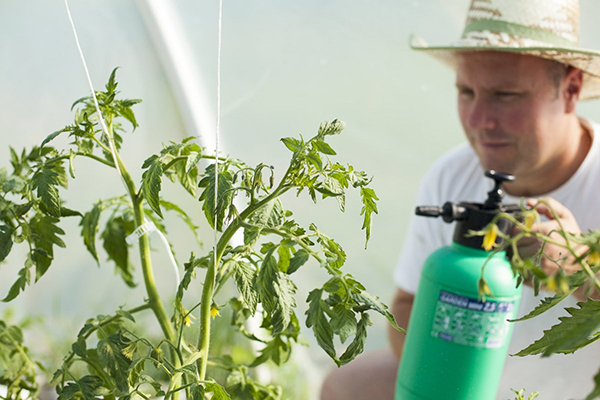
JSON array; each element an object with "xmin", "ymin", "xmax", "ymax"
[{"xmin": 411, "ymin": 35, "xmax": 600, "ymax": 101}]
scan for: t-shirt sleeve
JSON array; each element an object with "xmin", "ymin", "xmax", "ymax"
[{"xmin": 393, "ymin": 167, "xmax": 448, "ymax": 294}]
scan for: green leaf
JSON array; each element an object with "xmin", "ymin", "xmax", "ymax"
[
  {"xmin": 2, "ymin": 267, "xmax": 30, "ymax": 302},
  {"xmin": 141, "ymin": 155, "xmax": 164, "ymax": 218},
  {"xmin": 41, "ymin": 129, "xmax": 67, "ymax": 148},
  {"xmin": 306, "ymin": 150, "xmax": 323, "ymax": 171},
  {"xmin": 257, "ymin": 250, "xmax": 297, "ymax": 335},
  {"xmin": 30, "ymin": 213, "xmax": 66, "ymax": 279},
  {"xmin": 106, "ymin": 67, "xmax": 119, "ymax": 94},
  {"xmin": 80, "ymin": 201, "xmax": 104, "ymax": 263},
  {"xmin": 353, "ymin": 291, "xmax": 404, "ymax": 333},
  {"xmin": 206, "ymin": 381, "xmax": 231, "ymax": 399},
  {"xmin": 287, "ymin": 249, "xmax": 309, "ymax": 275},
  {"xmin": 186, "ymin": 151, "xmax": 203, "ymax": 173},
  {"xmin": 72, "ymin": 336, "xmax": 87, "ymax": 357},
  {"xmin": 229, "ymin": 260, "xmax": 258, "ymax": 314},
  {"xmin": 338, "ymin": 313, "xmax": 371, "ymax": 365},
  {"xmin": 190, "ymin": 383, "xmax": 206, "ymax": 400},
  {"xmin": 281, "ymin": 137, "xmax": 303, "ymax": 153},
  {"xmin": 585, "ymin": 366, "xmax": 600, "ymax": 400},
  {"xmin": 330, "ymin": 304, "xmax": 357, "ymax": 344},
  {"xmin": 0, "ymin": 225, "xmax": 13, "ymax": 262},
  {"xmin": 160, "ymin": 200, "xmax": 201, "ymax": 244},
  {"xmin": 248, "ymin": 198, "xmax": 284, "ymax": 228},
  {"xmin": 306, "ymin": 289, "xmax": 337, "ymax": 364},
  {"xmin": 360, "ymin": 186, "xmax": 379, "ymax": 248},
  {"xmin": 58, "ymin": 375, "xmax": 106, "ymax": 400},
  {"xmin": 514, "ymin": 299, "xmax": 600, "ymax": 357},
  {"xmin": 313, "ymin": 140, "xmax": 337, "ymax": 155},
  {"xmin": 509, "ymin": 292, "xmax": 575, "ymax": 322},
  {"xmin": 198, "ymin": 164, "xmax": 234, "ymax": 232},
  {"xmin": 97, "ymin": 332, "xmax": 132, "ymax": 392},
  {"xmin": 250, "ymin": 335, "xmax": 291, "ymax": 367},
  {"xmin": 101, "ymin": 216, "xmax": 135, "ymax": 287},
  {"xmin": 31, "ymin": 165, "xmax": 61, "ymax": 217}
]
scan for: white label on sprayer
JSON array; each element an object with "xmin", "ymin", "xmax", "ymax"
[{"xmin": 431, "ymin": 290, "xmax": 515, "ymax": 348}]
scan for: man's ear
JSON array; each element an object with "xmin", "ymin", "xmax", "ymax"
[{"xmin": 563, "ymin": 67, "xmax": 583, "ymax": 113}]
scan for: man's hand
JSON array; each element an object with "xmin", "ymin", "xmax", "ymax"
[{"xmin": 515, "ymin": 197, "xmax": 585, "ymax": 276}]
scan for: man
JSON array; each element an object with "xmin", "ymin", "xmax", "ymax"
[{"xmin": 321, "ymin": 0, "xmax": 600, "ymax": 399}]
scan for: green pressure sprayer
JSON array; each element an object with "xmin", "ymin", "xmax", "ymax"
[{"xmin": 395, "ymin": 171, "xmax": 523, "ymax": 400}]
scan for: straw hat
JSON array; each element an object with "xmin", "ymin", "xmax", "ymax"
[{"xmin": 411, "ymin": 0, "xmax": 600, "ymax": 100}]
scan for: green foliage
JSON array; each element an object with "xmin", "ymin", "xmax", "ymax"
[
  {"xmin": 514, "ymin": 299, "xmax": 600, "ymax": 357},
  {"xmin": 509, "ymin": 388, "xmax": 539, "ymax": 400},
  {"xmin": 0, "ymin": 321, "xmax": 40, "ymax": 400},
  {"xmin": 0, "ymin": 70, "xmax": 394, "ymax": 399}
]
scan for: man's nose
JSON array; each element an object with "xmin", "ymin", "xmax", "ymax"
[{"xmin": 466, "ymin": 99, "xmax": 496, "ymax": 131}]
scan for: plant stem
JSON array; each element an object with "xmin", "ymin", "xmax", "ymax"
[{"xmin": 195, "ymin": 185, "xmax": 290, "ymax": 379}]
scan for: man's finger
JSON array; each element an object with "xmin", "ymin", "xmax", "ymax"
[{"xmin": 527, "ymin": 197, "xmax": 572, "ymax": 220}]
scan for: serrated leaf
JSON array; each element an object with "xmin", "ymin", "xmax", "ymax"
[
  {"xmin": 306, "ymin": 289, "xmax": 337, "ymax": 363},
  {"xmin": 0, "ymin": 225, "xmax": 13, "ymax": 262},
  {"xmin": 206, "ymin": 381, "xmax": 231, "ymax": 399},
  {"xmin": 514, "ymin": 299, "xmax": 600, "ymax": 357},
  {"xmin": 97, "ymin": 332, "xmax": 132, "ymax": 392},
  {"xmin": 32, "ymin": 165, "xmax": 61, "ymax": 217},
  {"xmin": 30, "ymin": 213, "xmax": 65, "ymax": 280},
  {"xmin": 330, "ymin": 304, "xmax": 357, "ymax": 344},
  {"xmin": 353, "ymin": 291, "xmax": 404, "ymax": 333},
  {"xmin": 360, "ymin": 186, "xmax": 379, "ymax": 248},
  {"xmin": 2, "ymin": 267, "xmax": 29, "ymax": 302},
  {"xmin": 186, "ymin": 151, "xmax": 203, "ymax": 173},
  {"xmin": 58, "ymin": 375, "xmax": 106, "ymax": 400},
  {"xmin": 248, "ymin": 198, "xmax": 284, "ymax": 228},
  {"xmin": 72, "ymin": 336, "xmax": 87, "ymax": 357},
  {"xmin": 313, "ymin": 140, "xmax": 336, "ymax": 155},
  {"xmin": 160, "ymin": 200, "xmax": 201, "ymax": 244},
  {"xmin": 257, "ymin": 251, "xmax": 297, "ymax": 335},
  {"xmin": 141, "ymin": 155, "xmax": 164, "ymax": 218},
  {"xmin": 339, "ymin": 313, "xmax": 371, "ymax": 365},
  {"xmin": 281, "ymin": 137, "xmax": 303, "ymax": 153},
  {"xmin": 510, "ymin": 292, "xmax": 574, "ymax": 322},
  {"xmin": 106, "ymin": 67, "xmax": 119, "ymax": 94},
  {"xmin": 198, "ymin": 164, "xmax": 234, "ymax": 232},
  {"xmin": 80, "ymin": 202, "xmax": 104, "ymax": 263},
  {"xmin": 41, "ymin": 129, "xmax": 66, "ymax": 148},
  {"xmin": 229, "ymin": 260, "xmax": 258, "ymax": 313},
  {"xmin": 585, "ymin": 366, "xmax": 600, "ymax": 400},
  {"xmin": 306, "ymin": 150, "xmax": 323, "ymax": 171},
  {"xmin": 102, "ymin": 216, "xmax": 135, "ymax": 287},
  {"xmin": 287, "ymin": 249, "xmax": 309, "ymax": 275}
]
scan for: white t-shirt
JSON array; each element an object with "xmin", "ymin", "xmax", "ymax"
[{"xmin": 394, "ymin": 119, "xmax": 600, "ymax": 400}]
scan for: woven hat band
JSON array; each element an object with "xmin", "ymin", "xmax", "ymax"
[{"xmin": 462, "ymin": 20, "xmax": 577, "ymax": 48}]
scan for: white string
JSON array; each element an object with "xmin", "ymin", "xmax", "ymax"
[
  {"xmin": 63, "ymin": 0, "xmax": 123, "ymax": 182},
  {"xmin": 214, "ymin": 0, "xmax": 223, "ymax": 276},
  {"xmin": 65, "ymin": 0, "xmax": 181, "ymax": 289}
]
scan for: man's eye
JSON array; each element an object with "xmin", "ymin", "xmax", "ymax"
[
  {"xmin": 496, "ymin": 92, "xmax": 520, "ymax": 99},
  {"xmin": 458, "ymin": 89, "xmax": 474, "ymax": 98}
]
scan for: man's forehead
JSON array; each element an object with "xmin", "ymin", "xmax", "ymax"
[{"xmin": 455, "ymin": 51, "xmax": 554, "ymax": 87}]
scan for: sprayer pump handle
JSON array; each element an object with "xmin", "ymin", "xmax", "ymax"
[{"xmin": 484, "ymin": 170, "xmax": 515, "ymax": 209}]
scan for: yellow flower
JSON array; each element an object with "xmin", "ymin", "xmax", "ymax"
[
  {"xmin": 478, "ymin": 278, "xmax": 494, "ymax": 302},
  {"xmin": 210, "ymin": 306, "xmax": 221, "ymax": 319},
  {"xmin": 524, "ymin": 210, "xmax": 537, "ymax": 231},
  {"xmin": 482, "ymin": 224, "xmax": 499, "ymax": 251},
  {"xmin": 588, "ymin": 250, "xmax": 600, "ymax": 266},
  {"xmin": 184, "ymin": 315, "xmax": 192, "ymax": 327}
]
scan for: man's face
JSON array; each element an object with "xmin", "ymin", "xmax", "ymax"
[{"xmin": 456, "ymin": 52, "xmax": 568, "ymax": 179}]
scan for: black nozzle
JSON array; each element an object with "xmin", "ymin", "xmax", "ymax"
[
  {"xmin": 416, "ymin": 202, "xmax": 467, "ymax": 223},
  {"xmin": 483, "ymin": 170, "xmax": 515, "ymax": 209}
]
